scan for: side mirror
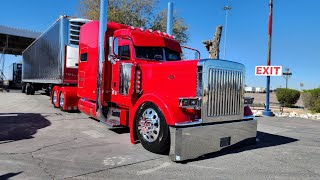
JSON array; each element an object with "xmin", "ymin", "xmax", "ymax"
[
  {"xmin": 108, "ymin": 36, "xmax": 133, "ymax": 63},
  {"xmin": 107, "ymin": 37, "xmax": 119, "ymax": 64},
  {"xmin": 113, "ymin": 37, "xmax": 119, "ymax": 56}
]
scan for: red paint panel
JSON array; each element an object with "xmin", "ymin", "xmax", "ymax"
[
  {"xmin": 60, "ymin": 86, "xmax": 79, "ymax": 111},
  {"xmin": 135, "ymin": 60, "xmax": 199, "ymax": 125},
  {"xmin": 78, "ymin": 98, "xmax": 97, "ymax": 119},
  {"xmin": 77, "ymin": 21, "xmax": 99, "ymax": 101}
]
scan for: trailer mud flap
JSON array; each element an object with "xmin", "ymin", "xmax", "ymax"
[{"xmin": 169, "ymin": 118, "xmax": 257, "ymax": 162}]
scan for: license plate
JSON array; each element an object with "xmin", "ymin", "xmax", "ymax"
[{"xmin": 220, "ymin": 137, "xmax": 231, "ymax": 147}]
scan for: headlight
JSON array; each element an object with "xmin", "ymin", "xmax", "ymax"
[{"xmin": 179, "ymin": 97, "xmax": 201, "ymax": 110}]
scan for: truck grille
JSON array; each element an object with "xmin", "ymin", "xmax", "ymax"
[
  {"xmin": 69, "ymin": 21, "xmax": 86, "ymax": 45},
  {"xmin": 207, "ymin": 68, "xmax": 243, "ymax": 117}
]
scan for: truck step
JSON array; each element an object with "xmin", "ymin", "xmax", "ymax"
[
  {"xmin": 101, "ymin": 108, "xmax": 121, "ymax": 127},
  {"xmin": 101, "ymin": 119, "xmax": 121, "ymax": 127}
]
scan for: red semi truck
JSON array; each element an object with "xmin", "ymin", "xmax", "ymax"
[{"xmin": 24, "ymin": 17, "xmax": 257, "ymax": 161}]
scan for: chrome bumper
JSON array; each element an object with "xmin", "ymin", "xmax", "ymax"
[{"xmin": 169, "ymin": 117, "xmax": 257, "ymax": 161}]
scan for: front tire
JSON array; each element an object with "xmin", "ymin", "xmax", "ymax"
[{"xmin": 135, "ymin": 102, "xmax": 170, "ymax": 154}]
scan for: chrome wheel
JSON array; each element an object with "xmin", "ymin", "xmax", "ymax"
[
  {"xmin": 53, "ymin": 91, "xmax": 57, "ymax": 105},
  {"xmin": 59, "ymin": 92, "xmax": 64, "ymax": 108},
  {"xmin": 138, "ymin": 108, "xmax": 160, "ymax": 142}
]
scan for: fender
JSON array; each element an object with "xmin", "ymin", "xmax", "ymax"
[
  {"xmin": 129, "ymin": 94, "xmax": 173, "ymax": 144},
  {"xmin": 60, "ymin": 86, "xmax": 79, "ymax": 111},
  {"xmin": 51, "ymin": 86, "xmax": 61, "ymax": 107}
]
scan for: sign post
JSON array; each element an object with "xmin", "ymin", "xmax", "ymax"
[
  {"xmin": 282, "ymin": 68, "xmax": 292, "ymax": 88},
  {"xmin": 263, "ymin": 0, "xmax": 274, "ymax": 117}
]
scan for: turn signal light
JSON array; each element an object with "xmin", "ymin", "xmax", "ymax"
[{"xmin": 135, "ymin": 69, "xmax": 142, "ymax": 94}]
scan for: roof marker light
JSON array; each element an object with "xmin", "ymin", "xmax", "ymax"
[
  {"xmin": 140, "ymin": 27, "xmax": 145, "ymax": 31},
  {"xmin": 130, "ymin": 26, "xmax": 135, "ymax": 30},
  {"xmin": 157, "ymin": 30, "xmax": 161, "ymax": 34},
  {"xmin": 148, "ymin": 29, "xmax": 153, "ymax": 33}
]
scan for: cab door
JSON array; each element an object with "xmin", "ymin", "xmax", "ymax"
[{"xmin": 110, "ymin": 37, "xmax": 135, "ymax": 108}]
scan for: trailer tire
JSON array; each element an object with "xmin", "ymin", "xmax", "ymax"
[
  {"xmin": 22, "ymin": 85, "xmax": 26, "ymax": 93},
  {"xmin": 135, "ymin": 102, "xmax": 170, "ymax": 155},
  {"xmin": 26, "ymin": 84, "xmax": 31, "ymax": 95},
  {"xmin": 25, "ymin": 84, "xmax": 35, "ymax": 95},
  {"xmin": 30, "ymin": 85, "xmax": 35, "ymax": 95}
]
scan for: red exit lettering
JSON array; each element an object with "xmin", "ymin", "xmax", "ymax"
[{"xmin": 255, "ymin": 66, "xmax": 282, "ymax": 76}]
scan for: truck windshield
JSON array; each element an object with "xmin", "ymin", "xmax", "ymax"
[{"xmin": 135, "ymin": 47, "xmax": 181, "ymax": 61}]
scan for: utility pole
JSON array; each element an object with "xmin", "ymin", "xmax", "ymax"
[
  {"xmin": 223, "ymin": 1, "xmax": 232, "ymax": 59},
  {"xmin": 263, "ymin": 0, "xmax": 274, "ymax": 117},
  {"xmin": 282, "ymin": 68, "xmax": 292, "ymax": 88}
]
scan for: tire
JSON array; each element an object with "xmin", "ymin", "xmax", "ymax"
[
  {"xmin": 52, "ymin": 90, "xmax": 59, "ymax": 108},
  {"xmin": 135, "ymin": 102, "xmax": 170, "ymax": 154},
  {"xmin": 25, "ymin": 83, "xmax": 35, "ymax": 95},
  {"xmin": 30, "ymin": 85, "xmax": 35, "ymax": 95},
  {"xmin": 59, "ymin": 91, "xmax": 65, "ymax": 111},
  {"xmin": 22, "ymin": 85, "xmax": 26, "ymax": 93},
  {"xmin": 25, "ymin": 83, "xmax": 31, "ymax": 95}
]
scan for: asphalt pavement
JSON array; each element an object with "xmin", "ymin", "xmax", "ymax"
[{"xmin": 0, "ymin": 91, "xmax": 319, "ymax": 180}]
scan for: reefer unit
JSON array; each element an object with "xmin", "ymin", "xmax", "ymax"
[{"xmin": 22, "ymin": 16, "xmax": 89, "ymax": 85}]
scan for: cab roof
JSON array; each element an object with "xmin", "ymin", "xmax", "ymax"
[{"xmin": 114, "ymin": 28, "xmax": 182, "ymax": 53}]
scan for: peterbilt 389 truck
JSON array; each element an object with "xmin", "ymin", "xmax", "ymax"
[{"xmin": 23, "ymin": 15, "xmax": 257, "ymax": 161}]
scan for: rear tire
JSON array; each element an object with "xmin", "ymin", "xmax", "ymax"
[
  {"xmin": 59, "ymin": 91, "xmax": 65, "ymax": 111},
  {"xmin": 52, "ymin": 89, "xmax": 59, "ymax": 108},
  {"xmin": 135, "ymin": 102, "xmax": 170, "ymax": 155}
]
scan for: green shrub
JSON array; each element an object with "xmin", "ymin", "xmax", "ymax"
[
  {"xmin": 301, "ymin": 88, "xmax": 320, "ymax": 113},
  {"xmin": 276, "ymin": 88, "xmax": 300, "ymax": 107}
]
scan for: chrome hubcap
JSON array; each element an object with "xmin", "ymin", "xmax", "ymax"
[
  {"xmin": 138, "ymin": 108, "xmax": 160, "ymax": 142},
  {"xmin": 53, "ymin": 91, "xmax": 57, "ymax": 104},
  {"xmin": 59, "ymin": 92, "xmax": 64, "ymax": 108}
]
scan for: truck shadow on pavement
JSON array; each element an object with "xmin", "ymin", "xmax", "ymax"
[
  {"xmin": 0, "ymin": 113, "xmax": 51, "ymax": 144},
  {"xmin": 183, "ymin": 131, "xmax": 298, "ymax": 163},
  {"xmin": 0, "ymin": 172, "xmax": 23, "ymax": 180}
]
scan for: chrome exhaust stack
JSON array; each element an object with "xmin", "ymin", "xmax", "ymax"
[{"xmin": 96, "ymin": 0, "xmax": 108, "ymax": 122}]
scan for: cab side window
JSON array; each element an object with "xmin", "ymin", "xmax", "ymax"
[{"xmin": 118, "ymin": 45, "xmax": 130, "ymax": 60}]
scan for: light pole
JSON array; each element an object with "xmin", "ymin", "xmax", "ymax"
[
  {"xmin": 263, "ymin": 0, "xmax": 274, "ymax": 117},
  {"xmin": 223, "ymin": 4, "xmax": 232, "ymax": 59},
  {"xmin": 282, "ymin": 68, "xmax": 292, "ymax": 88}
]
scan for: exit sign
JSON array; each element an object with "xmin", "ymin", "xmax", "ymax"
[{"xmin": 255, "ymin": 66, "xmax": 282, "ymax": 76}]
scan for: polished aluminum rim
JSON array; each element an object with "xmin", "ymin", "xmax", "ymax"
[
  {"xmin": 53, "ymin": 91, "xmax": 57, "ymax": 104},
  {"xmin": 59, "ymin": 92, "xmax": 64, "ymax": 108},
  {"xmin": 138, "ymin": 108, "xmax": 160, "ymax": 142}
]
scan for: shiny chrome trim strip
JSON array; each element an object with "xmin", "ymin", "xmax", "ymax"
[{"xmin": 174, "ymin": 119, "xmax": 202, "ymax": 126}]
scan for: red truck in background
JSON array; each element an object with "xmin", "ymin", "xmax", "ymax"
[{"xmin": 23, "ymin": 16, "xmax": 257, "ymax": 161}]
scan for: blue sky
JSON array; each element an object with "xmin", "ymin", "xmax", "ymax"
[{"xmin": 1, "ymin": 0, "xmax": 319, "ymax": 89}]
